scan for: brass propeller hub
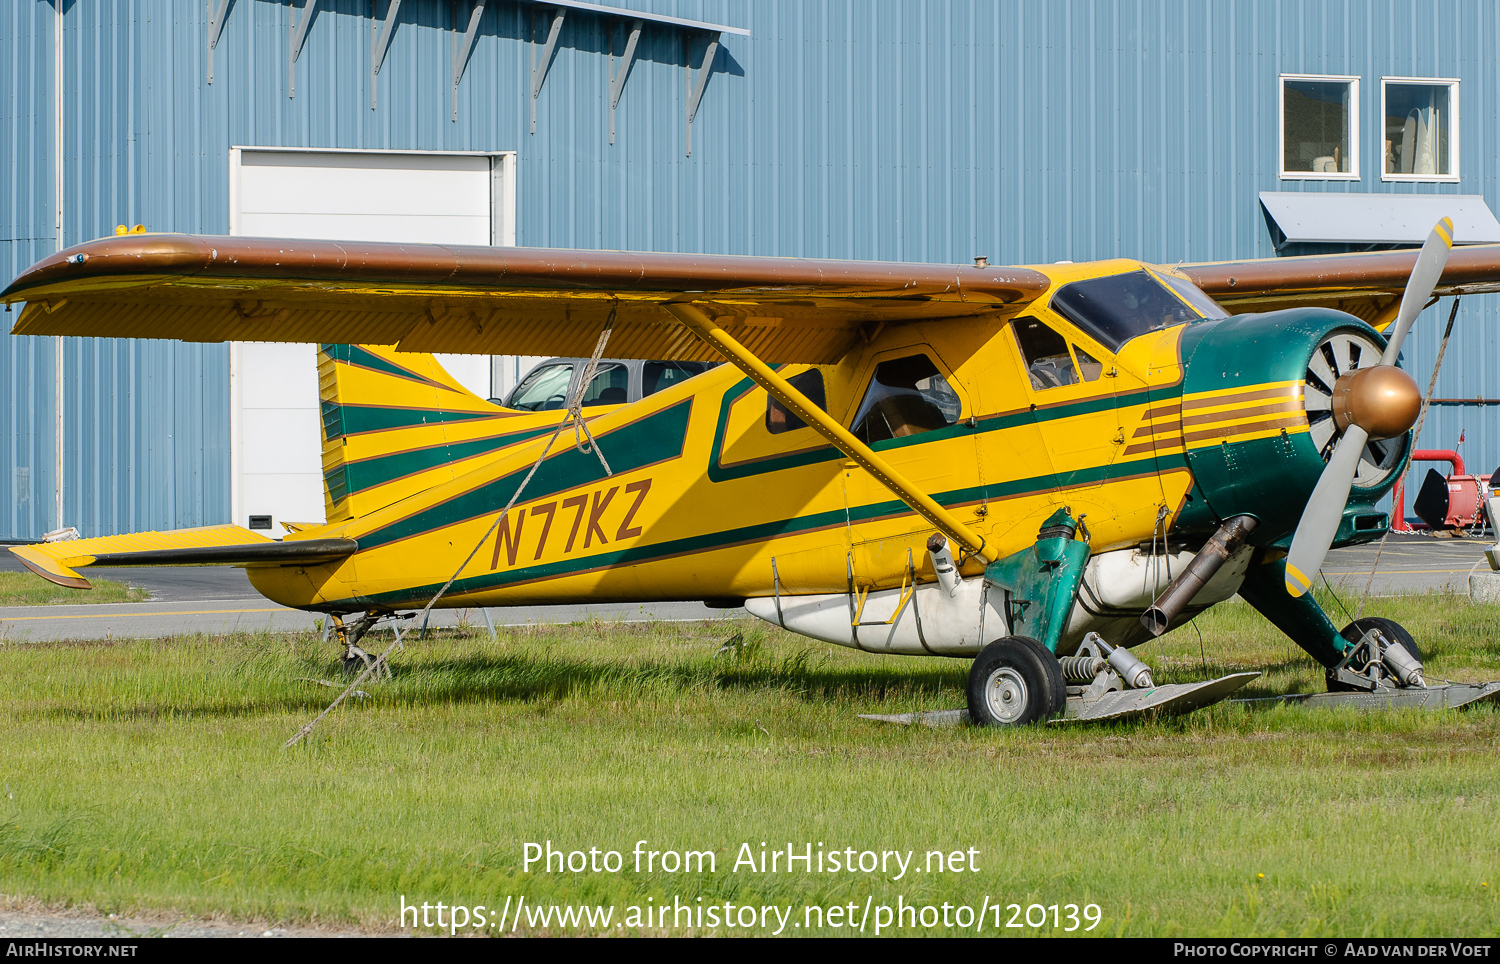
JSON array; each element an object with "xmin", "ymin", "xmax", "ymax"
[{"xmin": 1329, "ymin": 364, "xmax": 1421, "ymax": 440}]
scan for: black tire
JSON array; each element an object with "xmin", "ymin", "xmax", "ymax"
[
  {"xmin": 1328, "ymin": 617, "xmax": 1421, "ymax": 692},
  {"xmin": 967, "ymin": 636, "xmax": 1067, "ymax": 727}
]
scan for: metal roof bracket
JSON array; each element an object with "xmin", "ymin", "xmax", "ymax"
[
  {"xmin": 608, "ymin": 19, "xmax": 644, "ymax": 145},
  {"xmin": 370, "ymin": 0, "xmax": 403, "ymax": 110},
  {"xmin": 685, "ymin": 31, "xmax": 720, "ymax": 156},
  {"xmin": 451, "ymin": 0, "xmax": 487, "ymax": 120},
  {"xmin": 530, "ymin": 7, "xmax": 567, "ymax": 134},
  {"xmin": 207, "ymin": 0, "xmax": 233, "ymax": 84},
  {"xmin": 288, "ymin": 0, "xmax": 318, "ymax": 98}
]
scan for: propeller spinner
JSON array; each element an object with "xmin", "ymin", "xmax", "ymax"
[{"xmin": 1283, "ymin": 218, "xmax": 1453, "ymax": 597}]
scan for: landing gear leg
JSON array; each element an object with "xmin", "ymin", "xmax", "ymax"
[
  {"xmin": 1328, "ymin": 617, "xmax": 1425, "ymax": 692},
  {"xmin": 1236, "ymin": 550, "xmax": 1349, "ymax": 668},
  {"xmin": 1236, "ymin": 551, "xmax": 1432, "ymax": 694},
  {"xmin": 329, "ymin": 610, "xmax": 392, "ymax": 679}
]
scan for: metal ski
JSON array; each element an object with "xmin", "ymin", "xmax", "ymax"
[
  {"xmin": 859, "ymin": 672, "xmax": 1261, "ymax": 727},
  {"xmin": 1234, "ymin": 681, "xmax": 1500, "ymax": 712}
]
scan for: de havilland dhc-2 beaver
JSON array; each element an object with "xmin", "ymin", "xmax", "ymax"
[{"xmin": 7, "ymin": 219, "xmax": 1500, "ymax": 725}]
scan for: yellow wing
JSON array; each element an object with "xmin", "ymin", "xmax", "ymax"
[{"xmin": 2, "ymin": 234, "xmax": 1052, "ymax": 364}]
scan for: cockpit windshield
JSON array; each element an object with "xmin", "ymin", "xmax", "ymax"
[{"xmin": 1050, "ymin": 270, "xmax": 1228, "ymax": 351}]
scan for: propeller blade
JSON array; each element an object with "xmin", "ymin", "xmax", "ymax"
[
  {"xmin": 1284, "ymin": 424, "xmax": 1369, "ymax": 597},
  {"xmin": 1380, "ymin": 218, "xmax": 1453, "ymax": 366}
]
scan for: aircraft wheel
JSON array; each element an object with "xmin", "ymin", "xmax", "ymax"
[
  {"xmin": 1328, "ymin": 617, "xmax": 1421, "ymax": 692},
  {"xmin": 966, "ymin": 636, "xmax": 1066, "ymax": 727}
]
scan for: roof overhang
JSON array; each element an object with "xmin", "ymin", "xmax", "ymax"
[{"xmin": 1260, "ymin": 192, "xmax": 1500, "ymax": 245}]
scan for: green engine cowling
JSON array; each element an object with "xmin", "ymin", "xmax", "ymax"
[
  {"xmin": 1167, "ymin": 307, "xmax": 1414, "ymax": 668},
  {"xmin": 1172, "ymin": 307, "xmax": 1411, "ymax": 549}
]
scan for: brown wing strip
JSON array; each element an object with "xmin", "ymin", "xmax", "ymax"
[
  {"xmin": 3, "ymin": 235, "xmax": 1050, "ymax": 364},
  {"xmin": 1182, "ymin": 243, "xmax": 1500, "ymax": 302}
]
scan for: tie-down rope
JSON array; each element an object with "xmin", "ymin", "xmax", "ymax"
[{"xmin": 284, "ymin": 312, "xmax": 618, "ymax": 747}]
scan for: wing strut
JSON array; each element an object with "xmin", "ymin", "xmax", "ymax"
[{"xmin": 664, "ymin": 303, "xmax": 992, "ymax": 564}]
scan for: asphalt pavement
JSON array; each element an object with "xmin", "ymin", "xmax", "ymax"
[
  {"xmin": 0, "ymin": 533, "xmax": 1493, "ymax": 642},
  {"xmin": 0, "ymin": 552, "xmax": 739, "ymax": 642},
  {"xmin": 1320, "ymin": 532, "xmax": 1494, "ymax": 595}
]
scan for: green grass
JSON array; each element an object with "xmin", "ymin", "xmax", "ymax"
[
  {"xmin": 0, "ymin": 570, "xmax": 148, "ymax": 607},
  {"xmin": 1, "ymin": 592, "xmax": 1498, "ymax": 936}
]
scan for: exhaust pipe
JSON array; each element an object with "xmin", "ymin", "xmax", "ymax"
[{"xmin": 1140, "ymin": 515, "xmax": 1259, "ymax": 637}]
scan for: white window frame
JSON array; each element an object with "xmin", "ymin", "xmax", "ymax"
[
  {"xmin": 1380, "ymin": 77, "xmax": 1460, "ymax": 183},
  {"xmin": 1279, "ymin": 73, "xmax": 1361, "ymax": 181}
]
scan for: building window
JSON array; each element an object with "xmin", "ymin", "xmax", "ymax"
[
  {"xmin": 1280, "ymin": 75, "xmax": 1359, "ymax": 179},
  {"xmin": 1381, "ymin": 78, "xmax": 1458, "ymax": 181}
]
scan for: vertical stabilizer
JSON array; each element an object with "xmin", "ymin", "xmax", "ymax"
[{"xmin": 318, "ymin": 345, "xmax": 560, "ymax": 522}]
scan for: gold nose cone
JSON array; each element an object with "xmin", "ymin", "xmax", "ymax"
[{"xmin": 1330, "ymin": 365, "xmax": 1422, "ymax": 440}]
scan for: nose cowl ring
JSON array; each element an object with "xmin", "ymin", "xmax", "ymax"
[{"xmin": 1330, "ymin": 365, "xmax": 1422, "ymax": 441}]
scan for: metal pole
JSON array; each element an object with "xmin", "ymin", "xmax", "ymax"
[
  {"xmin": 54, "ymin": 0, "xmax": 65, "ymax": 534},
  {"xmin": 664, "ymin": 303, "xmax": 992, "ymax": 563}
]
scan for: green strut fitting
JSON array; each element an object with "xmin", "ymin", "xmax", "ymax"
[{"xmin": 983, "ymin": 507, "xmax": 1090, "ymax": 653}]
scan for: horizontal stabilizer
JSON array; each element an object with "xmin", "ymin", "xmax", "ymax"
[{"xmin": 8, "ymin": 524, "xmax": 357, "ymax": 589}]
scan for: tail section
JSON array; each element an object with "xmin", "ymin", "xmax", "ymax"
[{"xmin": 318, "ymin": 345, "xmax": 562, "ymax": 523}]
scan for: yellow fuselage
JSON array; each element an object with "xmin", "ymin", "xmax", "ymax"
[{"xmin": 249, "ymin": 260, "xmax": 1304, "ymax": 613}]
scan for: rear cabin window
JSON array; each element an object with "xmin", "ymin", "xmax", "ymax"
[
  {"xmin": 850, "ymin": 355, "xmax": 961, "ymax": 444},
  {"xmin": 766, "ymin": 369, "xmax": 827, "ymax": 434},
  {"xmin": 1049, "ymin": 270, "xmax": 1225, "ymax": 351}
]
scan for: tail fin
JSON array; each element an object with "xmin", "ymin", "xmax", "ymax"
[{"xmin": 318, "ymin": 345, "xmax": 559, "ymax": 523}]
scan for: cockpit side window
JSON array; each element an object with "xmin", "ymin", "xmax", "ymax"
[
  {"xmin": 850, "ymin": 354, "xmax": 961, "ymax": 444},
  {"xmin": 1013, "ymin": 317, "xmax": 1079, "ymax": 390},
  {"xmin": 1155, "ymin": 271, "xmax": 1231, "ymax": 321},
  {"xmin": 1050, "ymin": 269, "xmax": 1225, "ymax": 351},
  {"xmin": 1075, "ymin": 345, "xmax": 1104, "ymax": 381}
]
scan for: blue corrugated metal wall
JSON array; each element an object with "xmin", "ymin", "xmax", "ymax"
[
  {"xmin": 1, "ymin": 1, "xmax": 57, "ymax": 540},
  {"xmin": 2, "ymin": 0, "xmax": 1498, "ymax": 538}
]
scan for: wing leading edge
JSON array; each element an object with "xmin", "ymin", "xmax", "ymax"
[
  {"xmin": 2, "ymin": 234, "xmax": 1053, "ymax": 364},
  {"xmin": 1181, "ymin": 243, "xmax": 1500, "ymax": 328}
]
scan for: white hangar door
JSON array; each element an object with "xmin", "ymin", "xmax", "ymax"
[{"xmin": 228, "ymin": 147, "xmax": 516, "ymax": 532}]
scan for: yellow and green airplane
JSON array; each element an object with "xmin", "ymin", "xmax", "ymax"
[{"xmin": 6, "ymin": 222, "xmax": 1499, "ymax": 724}]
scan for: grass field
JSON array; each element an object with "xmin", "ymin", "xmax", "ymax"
[
  {"xmin": 0, "ymin": 571, "xmax": 147, "ymax": 607},
  {"xmin": 1, "ymin": 589, "xmax": 1498, "ymax": 937}
]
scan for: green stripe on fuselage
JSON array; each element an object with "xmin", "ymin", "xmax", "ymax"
[
  {"xmin": 352, "ymin": 400, "xmax": 695, "ymax": 553},
  {"xmin": 331, "ymin": 404, "xmax": 513, "ymax": 437},
  {"xmin": 336, "ymin": 425, "xmax": 560, "ymax": 495},
  {"xmin": 321, "ymin": 343, "xmax": 450, "ymax": 390},
  {"xmin": 706, "ymin": 375, "xmax": 1162, "ymax": 482},
  {"xmin": 325, "ymin": 451, "xmax": 1187, "ymax": 609}
]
